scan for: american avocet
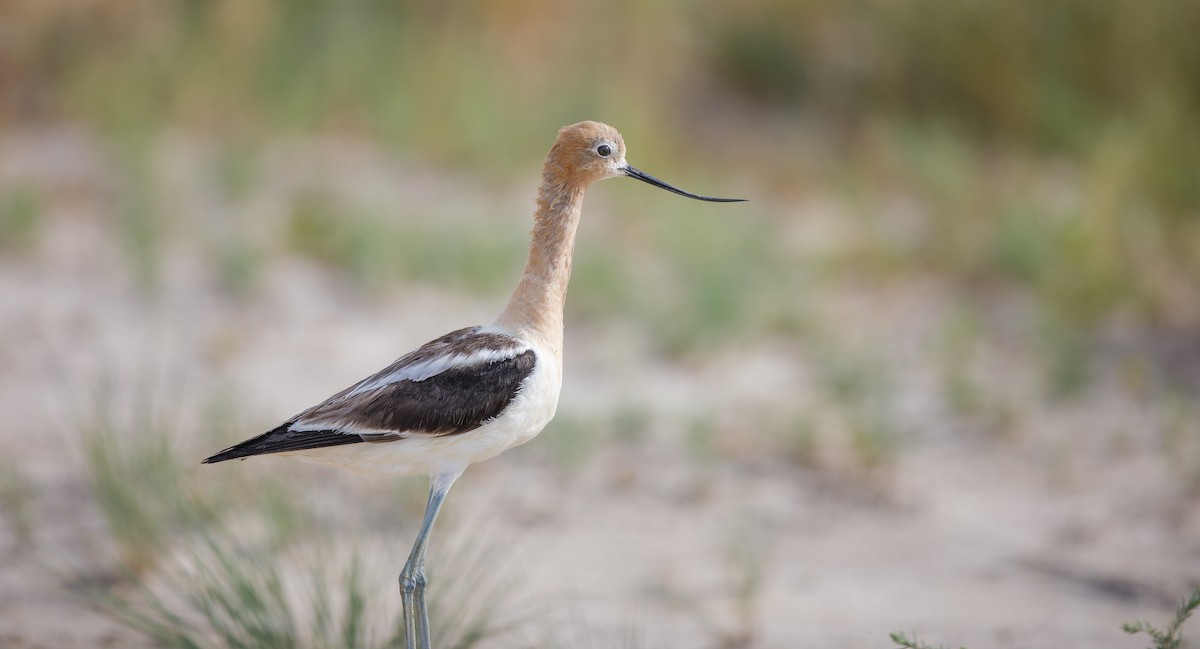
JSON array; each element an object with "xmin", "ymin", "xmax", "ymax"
[{"xmin": 203, "ymin": 121, "xmax": 744, "ymax": 649}]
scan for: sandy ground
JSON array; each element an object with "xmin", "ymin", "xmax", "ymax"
[{"xmin": 0, "ymin": 131, "xmax": 1197, "ymax": 648}]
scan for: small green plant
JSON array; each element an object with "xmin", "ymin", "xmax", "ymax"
[
  {"xmin": 1122, "ymin": 586, "xmax": 1200, "ymax": 649},
  {"xmin": 889, "ymin": 631, "xmax": 964, "ymax": 649}
]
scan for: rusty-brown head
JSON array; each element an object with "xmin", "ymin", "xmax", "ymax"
[{"xmin": 545, "ymin": 121, "xmax": 745, "ymax": 202}]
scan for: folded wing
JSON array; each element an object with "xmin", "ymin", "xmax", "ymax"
[{"xmin": 203, "ymin": 326, "xmax": 536, "ymax": 463}]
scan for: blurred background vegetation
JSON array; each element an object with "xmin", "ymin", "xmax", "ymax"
[
  {"xmin": 3, "ymin": 0, "xmax": 1198, "ymax": 335},
  {"xmin": 3, "ymin": 0, "xmax": 1199, "ymax": 646}
]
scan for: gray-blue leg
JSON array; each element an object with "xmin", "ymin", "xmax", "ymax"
[{"xmin": 401, "ymin": 469, "xmax": 462, "ymax": 649}]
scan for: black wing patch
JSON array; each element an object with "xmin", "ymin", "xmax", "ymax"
[{"xmin": 313, "ymin": 349, "xmax": 537, "ymax": 436}]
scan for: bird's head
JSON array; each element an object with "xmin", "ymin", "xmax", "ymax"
[
  {"xmin": 545, "ymin": 121, "xmax": 628, "ymax": 185},
  {"xmin": 546, "ymin": 121, "xmax": 745, "ymax": 202}
]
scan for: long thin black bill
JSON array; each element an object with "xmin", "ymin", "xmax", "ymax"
[{"xmin": 622, "ymin": 166, "xmax": 747, "ymax": 203}]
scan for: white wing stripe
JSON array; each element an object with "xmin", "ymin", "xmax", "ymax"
[
  {"xmin": 345, "ymin": 346, "xmax": 527, "ymax": 397},
  {"xmin": 289, "ymin": 420, "xmax": 372, "ymax": 434}
]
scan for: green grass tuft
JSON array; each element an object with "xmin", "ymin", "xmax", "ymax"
[
  {"xmin": 1123, "ymin": 587, "xmax": 1200, "ymax": 649},
  {"xmin": 77, "ymin": 378, "xmax": 533, "ymax": 648},
  {"xmin": 890, "ymin": 631, "xmax": 964, "ymax": 649},
  {"xmin": 78, "ymin": 376, "xmax": 208, "ymax": 575}
]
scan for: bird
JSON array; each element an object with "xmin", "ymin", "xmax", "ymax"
[{"xmin": 202, "ymin": 121, "xmax": 745, "ymax": 649}]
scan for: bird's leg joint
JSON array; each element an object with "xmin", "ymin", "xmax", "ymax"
[{"xmin": 399, "ymin": 563, "xmax": 427, "ymax": 594}]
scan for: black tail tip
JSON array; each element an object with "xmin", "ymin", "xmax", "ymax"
[{"xmin": 201, "ymin": 450, "xmax": 242, "ymax": 464}]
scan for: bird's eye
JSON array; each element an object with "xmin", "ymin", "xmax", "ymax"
[{"xmin": 596, "ymin": 144, "xmax": 612, "ymax": 157}]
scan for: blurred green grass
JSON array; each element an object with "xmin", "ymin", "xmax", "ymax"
[{"xmin": 4, "ymin": 0, "xmax": 1197, "ymax": 341}]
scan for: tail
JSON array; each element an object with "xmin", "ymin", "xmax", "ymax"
[
  {"xmin": 201, "ymin": 424, "xmax": 290, "ymax": 463},
  {"xmin": 202, "ymin": 423, "xmax": 364, "ymax": 464}
]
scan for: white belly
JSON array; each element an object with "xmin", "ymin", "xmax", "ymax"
[{"xmin": 283, "ymin": 346, "xmax": 561, "ymax": 477}]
